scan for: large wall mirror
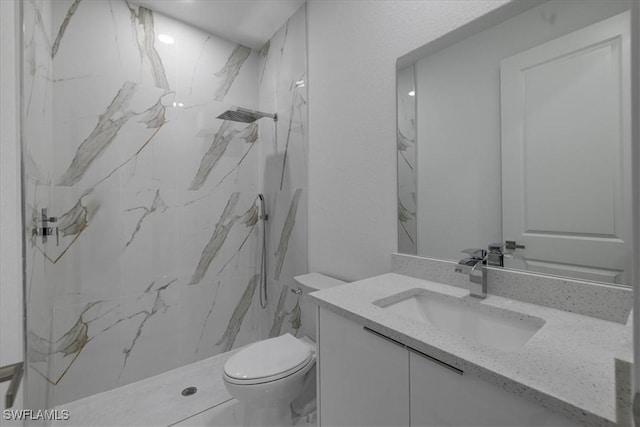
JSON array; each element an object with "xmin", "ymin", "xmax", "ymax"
[{"xmin": 397, "ymin": 0, "xmax": 634, "ymax": 286}]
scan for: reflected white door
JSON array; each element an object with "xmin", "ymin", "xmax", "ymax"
[{"xmin": 500, "ymin": 11, "xmax": 631, "ymax": 284}]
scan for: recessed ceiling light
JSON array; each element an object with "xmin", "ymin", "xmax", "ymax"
[{"xmin": 158, "ymin": 34, "xmax": 174, "ymax": 45}]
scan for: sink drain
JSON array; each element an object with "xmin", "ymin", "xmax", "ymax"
[{"xmin": 181, "ymin": 386, "xmax": 197, "ymax": 397}]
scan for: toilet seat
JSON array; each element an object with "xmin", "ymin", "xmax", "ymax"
[{"xmin": 224, "ymin": 333, "xmax": 313, "ymax": 385}]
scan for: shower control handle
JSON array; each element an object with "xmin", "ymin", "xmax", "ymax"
[{"xmin": 33, "ymin": 208, "xmax": 58, "ymax": 244}]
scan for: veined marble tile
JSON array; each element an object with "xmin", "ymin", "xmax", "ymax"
[
  {"xmin": 216, "ymin": 274, "xmax": 260, "ymax": 352},
  {"xmin": 181, "ymin": 271, "xmax": 261, "ymax": 364},
  {"xmin": 51, "ymin": 0, "xmax": 81, "ymax": 59},
  {"xmin": 127, "ymin": 5, "xmax": 170, "ymax": 90},
  {"xmin": 124, "ymin": 189, "xmax": 168, "ymax": 247},
  {"xmin": 188, "ymin": 122, "xmax": 257, "ymax": 191},
  {"xmin": 258, "ymin": 40, "xmax": 270, "ymax": 85},
  {"xmin": 188, "ymin": 192, "xmax": 240, "ymax": 285},
  {"xmin": 274, "ymin": 188, "xmax": 303, "ymax": 281},
  {"xmin": 22, "ymin": 0, "xmax": 304, "ymax": 409},
  {"xmin": 258, "ymin": 4, "xmax": 308, "ymax": 341},
  {"xmin": 214, "ymin": 45, "xmax": 252, "ymax": 101},
  {"xmin": 114, "ymin": 279, "xmax": 182, "ymax": 384},
  {"xmin": 29, "ymin": 300, "xmax": 122, "ymax": 392},
  {"xmin": 57, "ymin": 198, "xmax": 88, "ymax": 237},
  {"xmin": 268, "ymin": 284, "xmax": 290, "ymax": 338}
]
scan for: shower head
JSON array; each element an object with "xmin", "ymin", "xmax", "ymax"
[{"xmin": 217, "ymin": 107, "xmax": 277, "ymax": 123}]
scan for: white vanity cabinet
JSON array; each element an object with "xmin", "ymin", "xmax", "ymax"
[
  {"xmin": 317, "ymin": 308, "xmax": 410, "ymax": 427},
  {"xmin": 409, "ymin": 351, "xmax": 582, "ymax": 427},
  {"xmin": 317, "ymin": 307, "xmax": 582, "ymax": 427}
]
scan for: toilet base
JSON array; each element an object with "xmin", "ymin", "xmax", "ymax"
[{"xmin": 242, "ymin": 400, "xmax": 293, "ymax": 427}]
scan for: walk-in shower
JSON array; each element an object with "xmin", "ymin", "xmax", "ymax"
[{"xmin": 18, "ymin": 0, "xmax": 308, "ymax": 417}]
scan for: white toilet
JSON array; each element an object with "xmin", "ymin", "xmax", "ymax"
[{"xmin": 222, "ymin": 273, "xmax": 345, "ymax": 426}]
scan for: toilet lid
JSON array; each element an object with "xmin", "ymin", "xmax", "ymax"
[{"xmin": 224, "ymin": 333, "xmax": 312, "ymax": 383}]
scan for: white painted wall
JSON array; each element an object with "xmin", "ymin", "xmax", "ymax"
[
  {"xmin": 307, "ymin": 0, "xmax": 509, "ymax": 281},
  {"xmin": 0, "ymin": 0, "xmax": 24, "ymax": 413}
]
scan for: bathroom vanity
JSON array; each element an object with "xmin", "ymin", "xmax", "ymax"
[{"xmin": 310, "ymin": 272, "xmax": 632, "ymax": 427}]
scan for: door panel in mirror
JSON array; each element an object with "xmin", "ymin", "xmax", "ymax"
[{"xmin": 501, "ymin": 11, "xmax": 632, "ymax": 285}]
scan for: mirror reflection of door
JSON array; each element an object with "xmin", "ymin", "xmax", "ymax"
[{"xmin": 500, "ymin": 11, "xmax": 631, "ymax": 284}]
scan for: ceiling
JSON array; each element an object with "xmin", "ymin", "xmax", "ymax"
[{"xmin": 131, "ymin": 0, "xmax": 306, "ymax": 49}]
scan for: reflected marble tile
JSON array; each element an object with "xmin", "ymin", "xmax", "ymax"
[
  {"xmin": 398, "ymin": 129, "xmax": 415, "ymax": 170},
  {"xmin": 398, "ymin": 198, "xmax": 415, "ymax": 247}
]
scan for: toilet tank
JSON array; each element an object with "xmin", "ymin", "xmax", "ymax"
[{"xmin": 294, "ymin": 273, "xmax": 346, "ymax": 341}]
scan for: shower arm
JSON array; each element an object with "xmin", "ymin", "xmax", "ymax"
[{"xmin": 238, "ymin": 107, "xmax": 278, "ymax": 122}]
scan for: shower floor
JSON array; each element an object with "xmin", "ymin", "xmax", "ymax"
[{"xmin": 50, "ymin": 351, "xmax": 315, "ymax": 427}]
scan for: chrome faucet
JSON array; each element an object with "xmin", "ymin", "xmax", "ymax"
[{"xmin": 454, "ymin": 249, "xmax": 487, "ymax": 299}]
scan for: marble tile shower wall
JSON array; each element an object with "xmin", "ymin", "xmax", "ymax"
[
  {"xmin": 22, "ymin": 0, "xmax": 307, "ymax": 408},
  {"xmin": 258, "ymin": 5, "xmax": 308, "ymax": 340}
]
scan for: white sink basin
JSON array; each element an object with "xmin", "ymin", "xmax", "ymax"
[{"xmin": 374, "ymin": 289, "xmax": 545, "ymax": 352}]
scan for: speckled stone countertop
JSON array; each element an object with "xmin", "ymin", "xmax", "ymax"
[{"xmin": 308, "ymin": 273, "xmax": 632, "ymax": 427}]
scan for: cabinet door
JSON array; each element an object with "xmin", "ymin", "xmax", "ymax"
[
  {"xmin": 409, "ymin": 350, "xmax": 581, "ymax": 426},
  {"xmin": 318, "ymin": 308, "xmax": 410, "ymax": 427}
]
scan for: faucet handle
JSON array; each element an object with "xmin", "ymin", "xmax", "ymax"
[
  {"xmin": 488, "ymin": 243, "xmax": 503, "ymax": 253},
  {"xmin": 461, "ymin": 248, "xmax": 487, "ymax": 259}
]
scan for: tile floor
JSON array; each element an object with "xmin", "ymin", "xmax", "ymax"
[{"xmin": 50, "ymin": 351, "xmax": 316, "ymax": 427}]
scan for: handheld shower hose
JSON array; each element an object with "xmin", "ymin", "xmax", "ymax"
[{"xmin": 258, "ymin": 194, "xmax": 268, "ymax": 309}]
